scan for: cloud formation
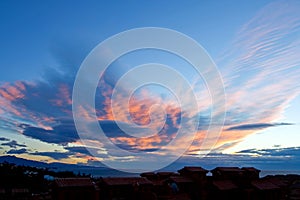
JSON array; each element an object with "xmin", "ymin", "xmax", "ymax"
[
  {"xmin": 30, "ymin": 151, "xmax": 71, "ymax": 160},
  {"xmin": 226, "ymin": 122, "xmax": 294, "ymax": 131},
  {"xmin": 0, "ymin": 137, "xmax": 9, "ymax": 141},
  {"xmin": 7, "ymin": 148, "xmax": 27, "ymax": 154},
  {"xmin": 21, "ymin": 119, "xmax": 79, "ymax": 144},
  {"xmin": 212, "ymin": 0, "xmax": 300, "ymax": 148},
  {"xmin": 1, "ymin": 140, "xmax": 26, "ymax": 148},
  {"xmin": 0, "ymin": 0, "xmax": 300, "ymax": 165}
]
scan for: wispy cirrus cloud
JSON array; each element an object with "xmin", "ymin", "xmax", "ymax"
[
  {"xmin": 211, "ymin": 0, "xmax": 300, "ymax": 148},
  {"xmin": 226, "ymin": 122, "xmax": 294, "ymax": 131}
]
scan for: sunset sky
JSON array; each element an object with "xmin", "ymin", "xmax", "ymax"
[{"xmin": 0, "ymin": 0, "xmax": 300, "ymax": 171}]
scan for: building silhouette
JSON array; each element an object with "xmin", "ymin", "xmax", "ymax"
[{"xmin": 1, "ymin": 162, "xmax": 300, "ymax": 200}]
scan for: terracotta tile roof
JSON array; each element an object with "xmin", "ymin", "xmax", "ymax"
[
  {"xmin": 170, "ymin": 176, "xmax": 194, "ymax": 183},
  {"xmin": 178, "ymin": 166, "xmax": 208, "ymax": 173},
  {"xmin": 140, "ymin": 172, "xmax": 157, "ymax": 180},
  {"xmin": 211, "ymin": 167, "xmax": 243, "ymax": 172},
  {"xmin": 157, "ymin": 172, "xmax": 176, "ymax": 177},
  {"xmin": 241, "ymin": 167, "xmax": 261, "ymax": 172},
  {"xmin": 140, "ymin": 172, "xmax": 156, "ymax": 177},
  {"xmin": 251, "ymin": 180, "xmax": 280, "ymax": 190},
  {"xmin": 150, "ymin": 180, "xmax": 165, "ymax": 186},
  {"xmin": 102, "ymin": 177, "xmax": 152, "ymax": 186},
  {"xmin": 213, "ymin": 180, "xmax": 238, "ymax": 190},
  {"xmin": 264, "ymin": 178, "xmax": 289, "ymax": 187},
  {"xmin": 54, "ymin": 178, "xmax": 94, "ymax": 187}
]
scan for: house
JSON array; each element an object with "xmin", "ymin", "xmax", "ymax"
[
  {"xmin": 140, "ymin": 172, "xmax": 157, "ymax": 181},
  {"xmin": 241, "ymin": 167, "xmax": 261, "ymax": 180},
  {"xmin": 156, "ymin": 172, "xmax": 176, "ymax": 180},
  {"xmin": 289, "ymin": 181, "xmax": 300, "ymax": 200},
  {"xmin": 263, "ymin": 175, "xmax": 290, "ymax": 199},
  {"xmin": 178, "ymin": 166, "xmax": 209, "ymax": 199},
  {"xmin": 211, "ymin": 167, "xmax": 245, "ymax": 180},
  {"xmin": 251, "ymin": 180, "xmax": 280, "ymax": 200},
  {"xmin": 53, "ymin": 178, "xmax": 99, "ymax": 200},
  {"xmin": 178, "ymin": 166, "xmax": 208, "ymax": 183},
  {"xmin": 211, "ymin": 180, "xmax": 241, "ymax": 200},
  {"xmin": 141, "ymin": 172, "xmax": 168, "ymax": 197},
  {"xmin": 210, "ymin": 167, "xmax": 263, "ymax": 200},
  {"xmin": 143, "ymin": 172, "xmax": 178, "ymax": 198},
  {"xmin": 169, "ymin": 175, "xmax": 193, "ymax": 193},
  {"xmin": 100, "ymin": 177, "xmax": 154, "ymax": 200}
]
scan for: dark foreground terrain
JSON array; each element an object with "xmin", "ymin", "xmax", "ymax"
[{"xmin": 0, "ymin": 159, "xmax": 300, "ymax": 200}]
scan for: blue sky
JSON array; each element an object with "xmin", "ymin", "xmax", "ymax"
[
  {"xmin": 0, "ymin": 0, "xmax": 270, "ymax": 81},
  {"xmin": 0, "ymin": 0, "xmax": 300, "ymax": 171}
]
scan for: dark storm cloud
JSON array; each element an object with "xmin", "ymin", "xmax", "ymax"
[
  {"xmin": 21, "ymin": 119, "xmax": 79, "ymax": 144},
  {"xmin": 2, "ymin": 140, "xmax": 26, "ymax": 148},
  {"xmin": 64, "ymin": 146, "xmax": 109, "ymax": 160},
  {"xmin": 0, "ymin": 137, "xmax": 9, "ymax": 141},
  {"xmin": 226, "ymin": 122, "xmax": 293, "ymax": 131},
  {"xmin": 30, "ymin": 151, "xmax": 71, "ymax": 160},
  {"xmin": 30, "ymin": 146, "xmax": 104, "ymax": 160},
  {"xmin": 64, "ymin": 146, "xmax": 92, "ymax": 155},
  {"xmin": 64, "ymin": 146, "xmax": 105, "ymax": 156},
  {"xmin": 7, "ymin": 148, "xmax": 27, "ymax": 154}
]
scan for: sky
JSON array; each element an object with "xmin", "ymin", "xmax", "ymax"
[{"xmin": 0, "ymin": 0, "xmax": 300, "ymax": 171}]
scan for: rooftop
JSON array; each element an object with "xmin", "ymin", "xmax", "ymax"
[
  {"xmin": 241, "ymin": 167, "xmax": 261, "ymax": 172},
  {"xmin": 178, "ymin": 166, "xmax": 208, "ymax": 173},
  {"xmin": 157, "ymin": 172, "xmax": 176, "ymax": 177},
  {"xmin": 211, "ymin": 167, "xmax": 244, "ymax": 172},
  {"xmin": 102, "ymin": 177, "xmax": 152, "ymax": 186},
  {"xmin": 169, "ymin": 176, "xmax": 194, "ymax": 183},
  {"xmin": 251, "ymin": 180, "xmax": 280, "ymax": 190},
  {"xmin": 213, "ymin": 180, "xmax": 239, "ymax": 190},
  {"xmin": 54, "ymin": 178, "xmax": 94, "ymax": 188}
]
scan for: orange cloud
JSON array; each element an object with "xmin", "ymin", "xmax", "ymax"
[
  {"xmin": 0, "ymin": 82, "xmax": 25, "ymax": 102},
  {"xmin": 50, "ymin": 84, "xmax": 72, "ymax": 107}
]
